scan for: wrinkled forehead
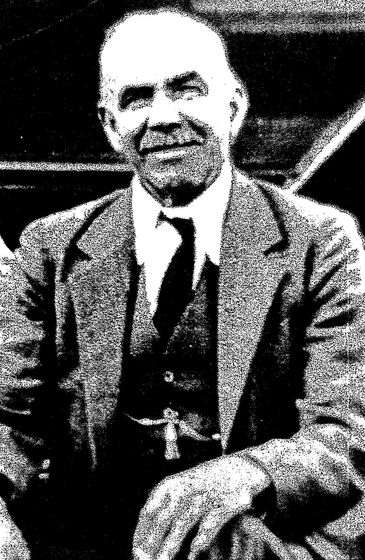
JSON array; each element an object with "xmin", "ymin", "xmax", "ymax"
[{"xmin": 100, "ymin": 12, "xmax": 232, "ymax": 93}]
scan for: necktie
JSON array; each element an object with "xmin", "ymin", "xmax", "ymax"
[{"xmin": 153, "ymin": 215, "xmax": 195, "ymax": 337}]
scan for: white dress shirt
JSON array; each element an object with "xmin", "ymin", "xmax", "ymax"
[{"xmin": 132, "ymin": 162, "xmax": 233, "ymax": 315}]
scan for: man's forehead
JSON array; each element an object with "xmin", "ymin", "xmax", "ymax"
[
  {"xmin": 106, "ymin": 49, "xmax": 215, "ymax": 89},
  {"xmin": 101, "ymin": 12, "xmax": 229, "ymax": 88}
]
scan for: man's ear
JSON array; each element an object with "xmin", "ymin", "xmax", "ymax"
[
  {"xmin": 97, "ymin": 104, "xmax": 123, "ymax": 152},
  {"xmin": 229, "ymin": 84, "xmax": 249, "ymax": 139}
]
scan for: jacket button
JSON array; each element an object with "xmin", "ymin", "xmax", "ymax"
[{"xmin": 164, "ymin": 371, "xmax": 174, "ymax": 383}]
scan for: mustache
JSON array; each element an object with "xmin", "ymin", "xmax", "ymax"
[{"xmin": 138, "ymin": 123, "xmax": 206, "ymax": 155}]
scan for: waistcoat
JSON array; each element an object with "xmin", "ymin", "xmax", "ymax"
[{"xmin": 118, "ymin": 258, "xmax": 222, "ymax": 485}]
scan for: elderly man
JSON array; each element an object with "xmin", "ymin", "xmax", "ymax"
[{"xmin": 0, "ymin": 8, "xmax": 364, "ymax": 560}]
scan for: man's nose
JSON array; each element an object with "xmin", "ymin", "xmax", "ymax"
[{"xmin": 147, "ymin": 91, "xmax": 180, "ymax": 128}]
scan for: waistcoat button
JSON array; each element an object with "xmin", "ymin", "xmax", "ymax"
[{"xmin": 163, "ymin": 371, "xmax": 174, "ymax": 383}]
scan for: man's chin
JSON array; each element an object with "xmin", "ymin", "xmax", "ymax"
[{"xmin": 135, "ymin": 154, "xmax": 223, "ymax": 205}]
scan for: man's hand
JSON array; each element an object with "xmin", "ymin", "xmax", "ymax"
[
  {"xmin": 0, "ymin": 499, "xmax": 30, "ymax": 560},
  {"xmin": 133, "ymin": 454, "xmax": 272, "ymax": 560}
]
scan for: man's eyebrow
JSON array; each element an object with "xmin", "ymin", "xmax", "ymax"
[
  {"xmin": 121, "ymin": 83, "xmax": 154, "ymax": 93},
  {"xmin": 166, "ymin": 71, "xmax": 206, "ymax": 89}
]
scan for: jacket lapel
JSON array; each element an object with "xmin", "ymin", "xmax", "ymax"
[
  {"xmin": 218, "ymin": 173, "xmax": 287, "ymax": 451},
  {"xmin": 68, "ymin": 188, "xmax": 135, "ymax": 467},
  {"xmin": 67, "ymin": 174, "xmax": 288, "ymax": 460}
]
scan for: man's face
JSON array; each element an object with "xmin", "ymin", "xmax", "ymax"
[{"xmin": 100, "ymin": 25, "xmax": 239, "ymax": 206}]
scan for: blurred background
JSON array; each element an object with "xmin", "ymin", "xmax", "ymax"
[{"xmin": 1, "ymin": 0, "xmax": 365, "ymax": 249}]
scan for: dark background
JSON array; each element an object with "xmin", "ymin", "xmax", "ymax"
[
  {"xmin": 1, "ymin": 0, "xmax": 365, "ymax": 248},
  {"xmin": 1, "ymin": 1, "xmax": 365, "ymax": 163}
]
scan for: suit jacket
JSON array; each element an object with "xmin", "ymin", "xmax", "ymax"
[{"xmin": 0, "ymin": 170, "xmax": 365, "ymax": 558}]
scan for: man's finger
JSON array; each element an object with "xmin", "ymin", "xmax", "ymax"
[
  {"xmin": 187, "ymin": 490, "xmax": 254, "ymax": 560},
  {"xmin": 136, "ymin": 504, "xmax": 174, "ymax": 558},
  {"xmin": 187, "ymin": 506, "xmax": 238, "ymax": 560},
  {"xmin": 134, "ymin": 547, "xmax": 153, "ymax": 560},
  {"xmin": 133, "ymin": 481, "xmax": 177, "ymax": 558},
  {"xmin": 156, "ymin": 494, "xmax": 206, "ymax": 560},
  {"xmin": 144, "ymin": 482, "xmax": 172, "ymax": 516}
]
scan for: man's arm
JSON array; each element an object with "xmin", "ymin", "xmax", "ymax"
[
  {"xmin": 133, "ymin": 210, "xmax": 365, "ymax": 560},
  {"xmin": 0, "ymin": 222, "xmax": 54, "ymax": 558},
  {"xmin": 245, "ymin": 210, "xmax": 365, "ymax": 525}
]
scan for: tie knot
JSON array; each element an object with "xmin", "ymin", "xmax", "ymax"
[
  {"xmin": 158, "ymin": 213, "xmax": 195, "ymax": 241},
  {"xmin": 153, "ymin": 212, "xmax": 195, "ymax": 337}
]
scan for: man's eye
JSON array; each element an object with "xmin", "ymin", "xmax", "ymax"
[
  {"xmin": 174, "ymin": 84, "xmax": 202, "ymax": 98},
  {"xmin": 119, "ymin": 88, "xmax": 152, "ymax": 110}
]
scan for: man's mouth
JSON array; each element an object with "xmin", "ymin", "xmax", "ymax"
[{"xmin": 139, "ymin": 140, "xmax": 200, "ymax": 156}]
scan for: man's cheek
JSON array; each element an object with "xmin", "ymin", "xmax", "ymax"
[
  {"xmin": 187, "ymin": 96, "xmax": 230, "ymax": 125},
  {"xmin": 114, "ymin": 127, "xmax": 140, "ymax": 161},
  {"xmin": 186, "ymin": 112, "xmax": 230, "ymax": 147},
  {"xmin": 113, "ymin": 133, "xmax": 133, "ymax": 158}
]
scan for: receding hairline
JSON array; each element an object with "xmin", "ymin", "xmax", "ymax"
[
  {"xmin": 98, "ymin": 8, "xmax": 245, "ymax": 108},
  {"xmin": 100, "ymin": 8, "xmax": 229, "ymax": 63}
]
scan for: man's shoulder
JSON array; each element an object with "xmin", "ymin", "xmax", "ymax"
[
  {"xmin": 19, "ymin": 188, "xmax": 129, "ymax": 250},
  {"xmin": 252, "ymin": 177, "xmax": 360, "ymax": 235}
]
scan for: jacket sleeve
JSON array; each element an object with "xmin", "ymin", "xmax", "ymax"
[
  {"xmin": 0, "ymin": 221, "xmax": 55, "ymax": 501},
  {"xmin": 244, "ymin": 210, "xmax": 365, "ymax": 530}
]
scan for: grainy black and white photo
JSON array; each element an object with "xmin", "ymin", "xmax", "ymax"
[{"xmin": 0, "ymin": 1, "xmax": 365, "ymax": 559}]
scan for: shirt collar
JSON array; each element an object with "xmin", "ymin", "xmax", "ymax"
[{"xmin": 132, "ymin": 161, "xmax": 233, "ymax": 266}]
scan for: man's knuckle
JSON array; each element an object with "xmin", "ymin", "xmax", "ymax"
[{"xmin": 200, "ymin": 507, "xmax": 232, "ymax": 536}]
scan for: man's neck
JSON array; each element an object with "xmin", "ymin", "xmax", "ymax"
[{"xmin": 132, "ymin": 160, "xmax": 233, "ymax": 263}]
